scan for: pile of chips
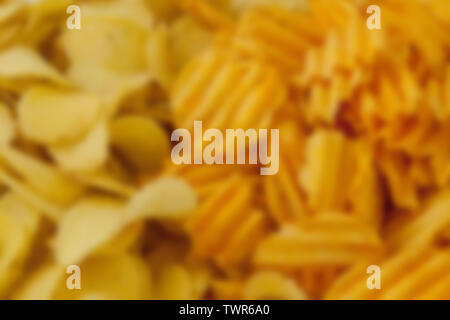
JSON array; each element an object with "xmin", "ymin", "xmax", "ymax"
[{"xmin": 1, "ymin": 0, "xmax": 450, "ymax": 299}]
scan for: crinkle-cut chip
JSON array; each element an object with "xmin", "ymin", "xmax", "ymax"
[
  {"xmin": 178, "ymin": 0, "xmax": 234, "ymax": 29},
  {"xmin": 0, "ymin": 46, "xmax": 67, "ymax": 85},
  {"xmin": 59, "ymin": 7, "xmax": 150, "ymax": 75},
  {"xmin": 110, "ymin": 115, "xmax": 169, "ymax": 174},
  {"xmin": 125, "ymin": 177, "xmax": 197, "ymax": 221},
  {"xmin": 378, "ymin": 152, "xmax": 419, "ymax": 210},
  {"xmin": 0, "ymin": 146, "xmax": 84, "ymax": 207},
  {"xmin": 325, "ymin": 246, "xmax": 450, "ymax": 300},
  {"xmin": 12, "ymin": 263, "xmax": 65, "ymax": 300},
  {"xmin": 147, "ymin": 24, "xmax": 173, "ymax": 89},
  {"xmin": 263, "ymin": 121, "xmax": 307, "ymax": 225},
  {"xmin": 0, "ymin": 103, "xmax": 15, "ymax": 144},
  {"xmin": 0, "ymin": 193, "xmax": 39, "ymax": 297},
  {"xmin": 172, "ymin": 48, "xmax": 287, "ymax": 130},
  {"xmin": 186, "ymin": 175, "xmax": 268, "ymax": 269},
  {"xmin": 49, "ymin": 121, "xmax": 109, "ymax": 173},
  {"xmin": 243, "ymin": 271, "xmax": 308, "ymax": 300},
  {"xmin": 387, "ymin": 190, "xmax": 450, "ymax": 250},
  {"xmin": 55, "ymin": 255, "xmax": 152, "ymax": 300},
  {"xmin": 170, "ymin": 15, "xmax": 213, "ymax": 72},
  {"xmin": 300, "ymin": 129, "xmax": 354, "ymax": 212},
  {"xmin": 75, "ymin": 170, "xmax": 135, "ymax": 198},
  {"xmin": 54, "ymin": 197, "xmax": 126, "ymax": 265},
  {"xmin": 254, "ymin": 215, "xmax": 382, "ymax": 269},
  {"xmin": 18, "ymin": 86, "xmax": 101, "ymax": 145},
  {"xmin": 233, "ymin": 0, "xmax": 308, "ymax": 12}
]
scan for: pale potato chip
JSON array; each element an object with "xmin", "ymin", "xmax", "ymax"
[
  {"xmin": 75, "ymin": 170, "xmax": 135, "ymax": 198},
  {"xmin": 170, "ymin": 15, "xmax": 213, "ymax": 71},
  {"xmin": 59, "ymin": 4, "xmax": 151, "ymax": 74},
  {"xmin": 0, "ymin": 167, "xmax": 62, "ymax": 220},
  {"xmin": 0, "ymin": 46, "xmax": 67, "ymax": 85},
  {"xmin": 0, "ymin": 193, "xmax": 39, "ymax": 297},
  {"xmin": 49, "ymin": 121, "xmax": 109, "ymax": 172},
  {"xmin": 55, "ymin": 254, "xmax": 152, "ymax": 300},
  {"xmin": 66, "ymin": 66, "xmax": 150, "ymax": 117},
  {"xmin": 12, "ymin": 263, "xmax": 65, "ymax": 300},
  {"xmin": 18, "ymin": 86, "xmax": 101, "ymax": 145},
  {"xmin": 0, "ymin": 146, "xmax": 84, "ymax": 207},
  {"xmin": 54, "ymin": 197, "xmax": 125, "ymax": 265},
  {"xmin": 110, "ymin": 115, "xmax": 169, "ymax": 174},
  {"xmin": 125, "ymin": 177, "xmax": 197, "ymax": 221},
  {"xmin": 0, "ymin": 103, "xmax": 14, "ymax": 144},
  {"xmin": 147, "ymin": 24, "xmax": 173, "ymax": 89},
  {"xmin": 153, "ymin": 263, "xmax": 193, "ymax": 299}
]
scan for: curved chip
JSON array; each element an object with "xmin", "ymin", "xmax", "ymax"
[
  {"xmin": 54, "ymin": 197, "xmax": 125, "ymax": 265},
  {"xmin": 0, "ymin": 103, "xmax": 15, "ymax": 145},
  {"xmin": 0, "ymin": 146, "xmax": 84, "ymax": 207},
  {"xmin": 50, "ymin": 121, "xmax": 109, "ymax": 172},
  {"xmin": 110, "ymin": 115, "xmax": 169, "ymax": 174},
  {"xmin": 125, "ymin": 177, "xmax": 197, "ymax": 221},
  {"xmin": 243, "ymin": 271, "xmax": 308, "ymax": 300},
  {"xmin": 18, "ymin": 86, "xmax": 101, "ymax": 145},
  {"xmin": 0, "ymin": 46, "xmax": 67, "ymax": 85},
  {"xmin": 0, "ymin": 193, "xmax": 40, "ymax": 297},
  {"xmin": 55, "ymin": 255, "xmax": 152, "ymax": 300}
]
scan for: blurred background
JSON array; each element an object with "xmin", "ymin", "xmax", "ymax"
[{"xmin": 0, "ymin": 0, "xmax": 450, "ymax": 300}]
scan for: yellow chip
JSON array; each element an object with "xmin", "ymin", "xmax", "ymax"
[
  {"xmin": 0, "ymin": 192, "xmax": 40, "ymax": 297},
  {"xmin": 110, "ymin": 115, "xmax": 169, "ymax": 174},
  {"xmin": 0, "ymin": 46, "xmax": 67, "ymax": 86},
  {"xmin": 0, "ymin": 145, "xmax": 84, "ymax": 207},
  {"xmin": 50, "ymin": 121, "xmax": 109, "ymax": 172},
  {"xmin": 0, "ymin": 103, "xmax": 14, "ymax": 144},
  {"xmin": 54, "ymin": 197, "xmax": 125, "ymax": 265},
  {"xmin": 55, "ymin": 255, "xmax": 152, "ymax": 300},
  {"xmin": 126, "ymin": 177, "xmax": 197, "ymax": 221},
  {"xmin": 18, "ymin": 86, "xmax": 101, "ymax": 145},
  {"xmin": 243, "ymin": 271, "xmax": 308, "ymax": 300}
]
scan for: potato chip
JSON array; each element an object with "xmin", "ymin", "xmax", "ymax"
[
  {"xmin": 12, "ymin": 263, "xmax": 65, "ymax": 300},
  {"xmin": 0, "ymin": 192, "xmax": 39, "ymax": 297},
  {"xmin": 254, "ymin": 215, "xmax": 382, "ymax": 269},
  {"xmin": 49, "ymin": 121, "xmax": 109, "ymax": 172},
  {"xmin": 55, "ymin": 254, "xmax": 152, "ymax": 300},
  {"xmin": 18, "ymin": 86, "xmax": 101, "ymax": 145},
  {"xmin": 169, "ymin": 15, "xmax": 213, "ymax": 72},
  {"xmin": 54, "ymin": 197, "xmax": 125, "ymax": 265},
  {"xmin": 126, "ymin": 176, "xmax": 197, "ymax": 221},
  {"xmin": 0, "ymin": 103, "xmax": 14, "ymax": 144},
  {"xmin": 0, "ymin": 145, "xmax": 84, "ymax": 207},
  {"xmin": 110, "ymin": 115, "xmax": 170, "ymax": 174},
  {"xmin": 243, "ymin": 271, "xmax": 308, "ymax": 300},
  {"xmin": 0, "ymin": 46, "xmax": 67, "ymax": 86}
]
